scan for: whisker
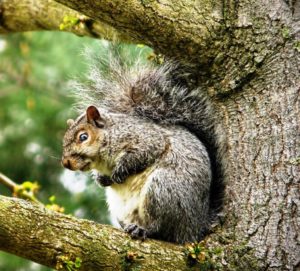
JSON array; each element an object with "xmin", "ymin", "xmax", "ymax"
[{"xmin": 48, "ymin": 155, "xmax": 61, "ymax": 160}]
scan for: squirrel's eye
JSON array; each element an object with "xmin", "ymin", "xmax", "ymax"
[{"xmin": 79, "ymin": 133, "xmax": 89, "ymax": 142}]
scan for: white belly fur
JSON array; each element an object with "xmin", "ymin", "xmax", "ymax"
[{"xmin": 105, "ymin": 166, "xmax": 154, "ymax": 227}]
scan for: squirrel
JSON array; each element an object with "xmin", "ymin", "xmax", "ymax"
[{"xmin": 61, "ymin": 52, "xmax": 225, "ymax": 244}]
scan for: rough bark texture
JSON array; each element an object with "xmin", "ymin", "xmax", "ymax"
[
  {"xmin": 0, "ymin": 0, "xmax": 299, "ymax": 270},
  {"xmin": 0, "ymin": 0, "xmax": 131, "ymax": 41},
  {"xmin": 217, "ymin": 2, "xmax": 300, "ymax": 269},
  {"xmin": 53, "ymin": 0, "xmax": 225, "ymax": 68},
  {"xmin": 222, "ymin": 44, "xmax": 300, "ymax": 270},
  {"xmin": 0, "ymin": 196, "xmax": 192, "ymax": 271}
]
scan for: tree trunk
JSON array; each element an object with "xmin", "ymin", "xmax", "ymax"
[
  {"xmin": 216, "ymin": 3, "xmax": 300, "ymax": 269},
  {"xmin": 221, "ymin": 45, "xmax": 300, "ymax": 269},
  {"xmin": 0, "ymin": 0, "xmax": 299, "ymax": 270}
]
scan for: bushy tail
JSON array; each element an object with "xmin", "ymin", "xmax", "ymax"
[{"xmin": 72, "ymin": 49, "xmax": 226, "ymax": 220}]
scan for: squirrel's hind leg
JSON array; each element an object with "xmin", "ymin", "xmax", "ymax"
[{"xmin": 141, "ymin": 168, "xmax": 211, "ymax": 243}]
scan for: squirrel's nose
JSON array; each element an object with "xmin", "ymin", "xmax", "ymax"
[{"xmin": 61, "ymin": 158, "xmax": 72, "ymax": 169}]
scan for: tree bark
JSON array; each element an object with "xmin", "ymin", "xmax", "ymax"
[
  {"xmin": 222, "ymin": 44, "xmax": 300, "ymax": 270},
  {"xmin": 216, "ymin": 2, "xmax": 300, "ymax": 269},
  {"xmin": 0, "ymin": 196, "xmax": 191, "ymax": 271},
  {"xmin": 52, "ymin": 0, "xmax": 224, "ymax": 67},
  {"xmin": 0, "ymin": 0, "xmax": 131, "ymax": 41},
  {"xmin": 0, "ymin": 0, "xmax": 299, "ymax": 270}
]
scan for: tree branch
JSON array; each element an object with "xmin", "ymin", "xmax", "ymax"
[
  {"xmin": 1, "ymin": 0, "xmax": 224, "ymax": 63},
  {"xmin": 0, "ymin": 195, "xmax": 193, "ymax": 271},
  {"xmin": 53, "ymin": 0, "xmax": 224, "ymax": 61},
  {"xmin": 0, "ymin": 172, "xmax": 43, "ymax": 203},
  {"xmin": 0, "ymin": 0, "xmax": 132, "ymax": 42}
]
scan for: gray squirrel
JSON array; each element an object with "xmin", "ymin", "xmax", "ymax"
[{"xmin": 61, "ymin": 53, "xmax": 225, "ymax": 244}]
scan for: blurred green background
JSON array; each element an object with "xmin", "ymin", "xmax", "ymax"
[{"xmin": 0, "ymin": 32, "xmax": 151, "ymax": 271}]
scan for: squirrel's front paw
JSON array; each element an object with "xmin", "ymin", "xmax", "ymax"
[
  {"xmin": 111, "ymin": 168, "xmax": 127, "ymax": 184},
  {"xmin": 95, "ymin": 174, "xmax": 113, "ymax": 187},
  {"xmin": 124, "ymin": 224, "xmax": 147, "ymax": 241}
]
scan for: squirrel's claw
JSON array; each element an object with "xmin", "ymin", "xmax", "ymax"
[{"xmin": 124, "ymin": 223, "xmax": 147, "ymax": 241}]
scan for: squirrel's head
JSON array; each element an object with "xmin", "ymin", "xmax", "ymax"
[{"xmin": 61, "ymin": 106, "xmax": 107, "ymax": 172}]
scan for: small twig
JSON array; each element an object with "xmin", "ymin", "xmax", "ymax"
[
  {"xmin": 0, "ymin": 172, "xmax": 64, "ymax": 212},
  {"xmin": 0, "ymin": 172, "xmax": 40, "ymax": 203},
  {"xmin": 0, "ymin": 172, "xmax": 16, "ymax": 192}
]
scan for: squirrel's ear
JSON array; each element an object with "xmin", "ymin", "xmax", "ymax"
[{"xmin": 86, "ymin": 106, "xmax": 105, "ymax": 128}]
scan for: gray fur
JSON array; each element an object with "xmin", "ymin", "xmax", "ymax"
[{"xmin": 63, "ymin": 55, "xmax": 225, "ymax": 243}]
